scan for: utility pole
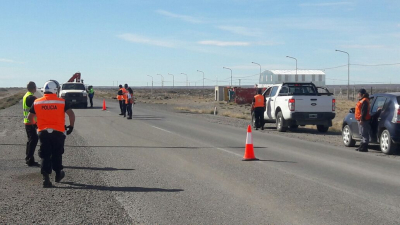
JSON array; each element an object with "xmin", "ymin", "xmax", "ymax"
[
  {"xmin": 223, "ymin": 67, "xmax": 233, "ymax": 87},
  {"xmin": 238, "ymin": 79, "xmax": 241, "ymax": 87},
  {"xmin": 181, "ymin": 73, "xmax": 188, "ymax": 86},
  {"xmin": 168, "ymin": 73, "xmax": 174, "ymax": 88},
  {"xmin": 147, "ymin": 75, "xmax": 153, "ymax": 95},
  {"xmin": 286, "ymin": 56, "xmax": 297, "ymax": 75},
  {"xmin": 336, "ymin": 49, "xmax": 350, "ymax": 100},
  {"xmin": 157, "ymin": 74, "xmax": 164, "ymax": 87},
  {"xmin": 252, "ymin": 61, "xmax": 262, "ymax": 84},
  {"xmin": 197, "ymin": 70, "xmax": 205, "ymax": 97}
]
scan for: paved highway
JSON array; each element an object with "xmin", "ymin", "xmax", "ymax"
[{"xmin": 1, "ymin": 97, "xmax": 400, "ymax": 224}]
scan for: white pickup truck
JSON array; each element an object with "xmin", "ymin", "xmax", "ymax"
[{"xmin": 253, "ymin": 83, "xmax": 336, "ymax": 132}]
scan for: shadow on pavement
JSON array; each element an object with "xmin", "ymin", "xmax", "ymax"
[
  {"xmin": 64, "ymin": 166, "xmax": 134, "ymax": 171},
  {"xmin": 59, "ymin": 182, "xmax": 184, "ymax": 192},
  {"xmin": 257, "ymin": 159, "xmax": 297, "ymax": 163}
]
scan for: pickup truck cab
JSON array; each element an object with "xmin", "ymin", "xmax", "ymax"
[
  {"xmin": 59, "ymin": 82, "xmax": 88, "ymax": 108},
  {"xmin": 258, "ymin": 83, "xmax": 336, "ymax": 132}
]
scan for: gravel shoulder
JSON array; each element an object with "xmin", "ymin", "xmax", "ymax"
[{"xmin": 0, "ymin": 101, "xmax": 132, "ymax": 224}]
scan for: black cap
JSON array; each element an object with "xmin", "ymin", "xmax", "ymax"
[
  {"xmin": 119, "ymin": 84, "xmax": 122, "ymax": 88},
  {"xmin": 358, "ymin": 89, "xmax": 367, "ymax": 95},
  {"xmin": 124, "ymin": 84, "xmax": 128, "ymax": 88}
]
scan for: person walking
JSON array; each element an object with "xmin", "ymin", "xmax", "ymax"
[
  {"xmin": 122, "ymin": 84, "xmax": 129, "ymax": 117},
  {"xmin": 23, "ymin": 81, "xmax": 40, "ymax": 167},
  {"xmin": 87, "ymin": 85, "xmax": 94, "ymax": 108},
  {"xmin": 252, "ymin": 88, "xmax": 266, "ymax": 130},
  {"xmin": 355, "ymin": 89, "xmax": 371, "ymax": 152},
  {"xmin": 126, "ymin": 87, "xmax": 134, "ymax": 120},
  {"xmin": 117, "ymin": 85, "xmax": 124, "ymax": 115},
  {"xmin": 27, "ymin": 80, "xmax": 75, "ymax": 188}
]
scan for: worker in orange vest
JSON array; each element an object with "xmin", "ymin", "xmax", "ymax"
[
  {"xmin": 252, "ymin": 88, "xmax": 266, "ymax": 130},
  {"xmin": 126, "ymin": 87, "xmax": 134, "ymax": 120},
  {"xmin": 117, "ymin": 85, "xmax": 125, "ymax": 115},
  {"xmin": 27, "ymin": 80, "xmax": 76, "ymax": 188},
  {"xmin": 121, "ymin": 84, "xmax": 129, "ymax": 117},
  {"xmin": 355, "ymin": 89, "xmax": 371, "ymax": 152}
]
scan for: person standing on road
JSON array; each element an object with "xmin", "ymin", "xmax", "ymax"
[
  {"xmin": 87, "ymin": 85, "xmax": 94, "ymax": 108},
  {"xmin": 117, "ymin": 85, "xmax": 124, "ymax": 115},
  {"xmin": 126, "ymin": 87, "xmax": 134, "ymax": 120},
  {"xmin": 252, "ymin": 88, "xmax": 266, "ymax": 130},
  {"xmin": 23, "ymin": 81, "xmax": 40, "ymax": 167},
  {"xmin": 355, "ymin": 89, "xmax": 371, "ymax": 152},
  {"xmin": 122, "ymin": 84, "xmax": 129, "ymax": 117},
  {"xmin": 27, "ymin": 80, "xmax": 75, "ymax": 188}
]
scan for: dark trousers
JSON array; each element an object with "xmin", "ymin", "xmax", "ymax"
[
  {"xmin": 89, "ymin": 96, "xmax": 93, "ymax": 107},
  {"xmin": 122, "ymin": 102, "xmax": 127, "ymax": 116},
  {"xmin": 254, "ymin": 107, "xmax": 265, "ymax": 128},
  {"xmin": 25, "ymin": 124, "xmax": 38, "ymax": 163},
  {"xmin": 126, "ymin": 103, "xmax": 132, "ymax": 117},
  {"xmin": 38, "ymin": 130, "xmax": 66, "ymax": 175},
  {"xmin": 119, "ymin": 100, "xmax": 124, "ymax": 114},
  {"xmin": 358, "ymin": 121, "xmax": 370, "ymax": 145}
]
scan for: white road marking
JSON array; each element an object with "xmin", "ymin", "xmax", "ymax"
[
  {"xmin": 151, "ymin": 126, "xmax": 174, "ymax": 134},
  {"xmin": 216, "ymin": 147, "xmax": 243, "ymax": 157}
]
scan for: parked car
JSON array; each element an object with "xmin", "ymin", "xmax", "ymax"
[
  {"xmin": 252, "ymin": 83, "xmax": 336, "ymax": 132},
  {"xmin": 342, "ymin": 93, "xmax": 400, "ymax": 154}
]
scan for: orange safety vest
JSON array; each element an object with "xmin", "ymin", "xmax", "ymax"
[
  {"xmin": 33, "ymin": 94, "xmax": 66, "ymax": 133},
  {"xmin": 117, "ymin": 88, "xmax": 124, "ymax": 101},
  {"xmin": 121, "ymin": 88, "xmax": 128, "ymax": 100},
  {"xmin": 125, "ymin": 93, "xmax": 134, "ymax": 104},
  {"xmin": 355, "ymin": 98, "xmax": 371, "ymax": 121},
  {"xmin": 254, "ymin": 94, "xmax": 265, "ymax": 108}
]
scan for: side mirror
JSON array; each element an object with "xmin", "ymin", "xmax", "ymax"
[{"xmin": 349, "ymin": 108, "xmax": 355, "ymax": 113}]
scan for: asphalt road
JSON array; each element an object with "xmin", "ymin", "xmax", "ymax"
[{"xmin": 1, "ymin": 96, "xmax": 400, "ymax": 224}]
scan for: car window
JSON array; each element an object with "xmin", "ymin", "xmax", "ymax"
[
  {"xmin": 279, "ymin": 86, "xmax": 289, "ymax": 94},
  {"xmin": 263, "ymin": 87, "xmax": 272, "ymax": 97},
  {"xmin": 371, "ymin": 96, "xmax": 387, "ymax": 113},
  {"xmin": 62, "ymin": 83, "xmax": 86, "ymax": 90},
  {"xmin": 270, "ymin": 86, "xmax": 279, "ymax": 97},
  {"xmin": 286, "ymin": 84, "xmax": 317, "ymax": 95}
]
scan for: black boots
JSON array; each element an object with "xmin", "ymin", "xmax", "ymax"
[
  {"xmin": 355, "ymin": 143, "xmax": 369, "ymax": 152},
  {"xmin": 43, "ymin": 174, "xmax": 53, "ymax": 188},
  {"xmin": 127, "ymin": 116, "xmax": 132, "ymax": 120},
  {"xmin": 55, "ymin": 170, "xmax": 65, "ymax": 183}
]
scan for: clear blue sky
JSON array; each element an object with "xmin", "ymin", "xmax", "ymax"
[{"xmin": 1, "ymin": 0, "xmax": 399, "ymax": 87}]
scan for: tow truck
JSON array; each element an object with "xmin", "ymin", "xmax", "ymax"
[{"xmin": 59, "ymin": 72, "xmax": 88, "ymax": 108}]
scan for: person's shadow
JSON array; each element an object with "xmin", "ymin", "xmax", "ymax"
[{"xmin": 58, "ymin": 182, "xmax": 184, "ymax": 193}]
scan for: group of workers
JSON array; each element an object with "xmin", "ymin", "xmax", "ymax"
[
  {"xmin": 23, "ymin": 80, "xmax": 75, "ymax": 188},
  {"xmin": 251, "ymin": 88, "xmax": 372, "ymax": 152},
  {"xmin": 116, "ymin": 84, "xmax": 135, "ymax": 119}
]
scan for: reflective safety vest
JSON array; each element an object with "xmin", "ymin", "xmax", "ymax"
[
  {"xmin": 33, "ymin": 94, "xmax": 66, "ymax": 133},
  {"xmin": 254, "ymin": 94, "xmax": 265, "ymax": 108},
  {"xmin": 355, "ymin": 97, "xmax": 371, "ymax": 121},
  {"xmin": 125, "ymin": 93, "xmax": 133, "ymax": 104},
  {"xmin": 23, "ymin": 91, "xmax": 35, "ymax": 124},
  {"xmin": 88, "ymin": 88, "xmax": 94, "ymax": 95},
  {"xmin": 122, "ymin": 88, "xmax": 128, "ymax": 100},
  {"xmin": 117, "ymin": 88, "xmax": 123, "ymax": 101}
]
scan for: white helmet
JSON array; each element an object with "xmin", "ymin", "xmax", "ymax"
[{"xmin": 43, "ymin": 80, "xmax": 59, "ymax": 94}]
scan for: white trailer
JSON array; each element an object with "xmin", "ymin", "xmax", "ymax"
[{"xmin": 258, "ymin": 70, "xmax": 326, "ymax": 87}]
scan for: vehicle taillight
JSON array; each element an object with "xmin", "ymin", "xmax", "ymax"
[
  {"xmin": 397, "ymin": 109, "xmax": 400, "ymax": 123},
  {"xmin": 332, "ymin": 99, "xmax": 336, "ymax": 111},
  {"xmin": 288, "ymin": 99, "xmax": 295, "ymax": 111}
]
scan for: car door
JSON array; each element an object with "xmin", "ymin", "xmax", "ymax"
[
  {"xmin": 268, "ymin": 86, "xmax": 279, "ymax": 119},
  {"xmin": 263, "ymin": 87, "xmax": 272, "ymax": 119},
  {"xmin": 370, "ymin": 96, "xmax": 388, "ymax": 142}
]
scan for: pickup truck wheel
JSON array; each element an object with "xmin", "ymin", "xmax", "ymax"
[
  {"xmin": 276, "ymin": 112, "xmax": 287, "ymax": 132},
  {"xmin": 317, "ymin": 125, "xmax": 329, "ymax": 133},
  {"xmin": 342, "ymin": 125, "xmax": 356, "ymax": 147},
  {"xmin": 380, "ymin": 130, "xmax": 398, "ymax": 155}
]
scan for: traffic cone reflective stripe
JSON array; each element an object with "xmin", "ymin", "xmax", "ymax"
[
  {"xmin": 102, "ymin": 99, "xmax": 107, "ymax": 111},
  {"xmin": 243, "ymin": 125, "xmax": 259, "ymax": 161}
]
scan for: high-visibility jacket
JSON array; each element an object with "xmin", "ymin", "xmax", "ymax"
[
  {"xmin": 33, "ymin": 94, "xmax": 66, "ymax": 133},
  {"xmin": 23, "ymin": 91, "xmax": 36, "ymax": 124},
  {"xmin": 117, "ymin": 88, "xmax": 124, "ymax": 101},
  {"xmin": 254, "ymin": 94, "xmax": 265, "ymax": 108},
  {"xmin": 355, "ymin": 97, "xmax": 371, "ymax": 121},
  {"xmin": 125, "ymin": 93, "xmax": 134, "ymax": 104},
  {"xmin": 88, "ymin": 88, "xmax": 94, "ymax": 95},
  {"xmin": 122, "ymin": 88, "xmax": 128, "ymax": 101}
]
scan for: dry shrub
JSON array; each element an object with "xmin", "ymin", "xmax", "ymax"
[{"xmin": 0, "ymin": 92, "xmax": 25, "ymax": 109}]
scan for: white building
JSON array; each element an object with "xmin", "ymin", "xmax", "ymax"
[{"xmin": 258, "ymin": 70, "xmax": 326, "ymax": 87}]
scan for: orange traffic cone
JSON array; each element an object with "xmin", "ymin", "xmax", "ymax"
[
  {"xmin": 102, "ymin": 99, "xmax": 107, "ymax": 111},
  {"xmin": 243, "ymin": 125, "xmax": 258, "ymax": 161}
]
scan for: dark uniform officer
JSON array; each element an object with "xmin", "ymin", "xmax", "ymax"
[
  {"xmin": 23, "ymin": 81, "xmax": 39, "ymax": 166},
  {"xmin": 355, "ymin": 89, "xmax": 371, "ymax": 152},
  {"xmin": 28, "ymin": 80, "xmax": 75, "ymax": 188},
  {"xmin": 252, "ymin": 88, "xmax": 266, "ymax": 130}
]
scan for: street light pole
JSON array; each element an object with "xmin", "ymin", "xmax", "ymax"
[
  {"xmin": 168, "ymin": 73, "xmax": 174, "ymax": 88},
  {"xmin": 252, "ymin": 62, "xmax": 262, "ymax": 84},
  {"xmin": 335, "ymin": 49, "xmax": 350, "ymax": 100},
  {"xmin": 147, "ymin": 75, "xmax": 153, "ymax": 95},
  {"xmin": 197, "ymin": 70, "xmax": 204, "ymax": 97},
  {"xmin": 286, "ymin": 56, "xmax": 297, "ymax": 75},
  {"xmin": 223, "ymin": 67, "xmax": 233, "ymax": 87},
  {"xmin": 157, "ymin": 74, "xmax": 164, "ymax": 87},
  {"xmin": 181, "ymin": 73, "xmax": 188, "ymax": 86}
]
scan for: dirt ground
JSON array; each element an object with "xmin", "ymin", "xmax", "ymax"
[
  {"xmin": 96, "ymin": 88, "xmax": 356, "ymax": 132},
  {"xmin": 0, "ymin": 88, "xmax": 25, "ymax": 110}
]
